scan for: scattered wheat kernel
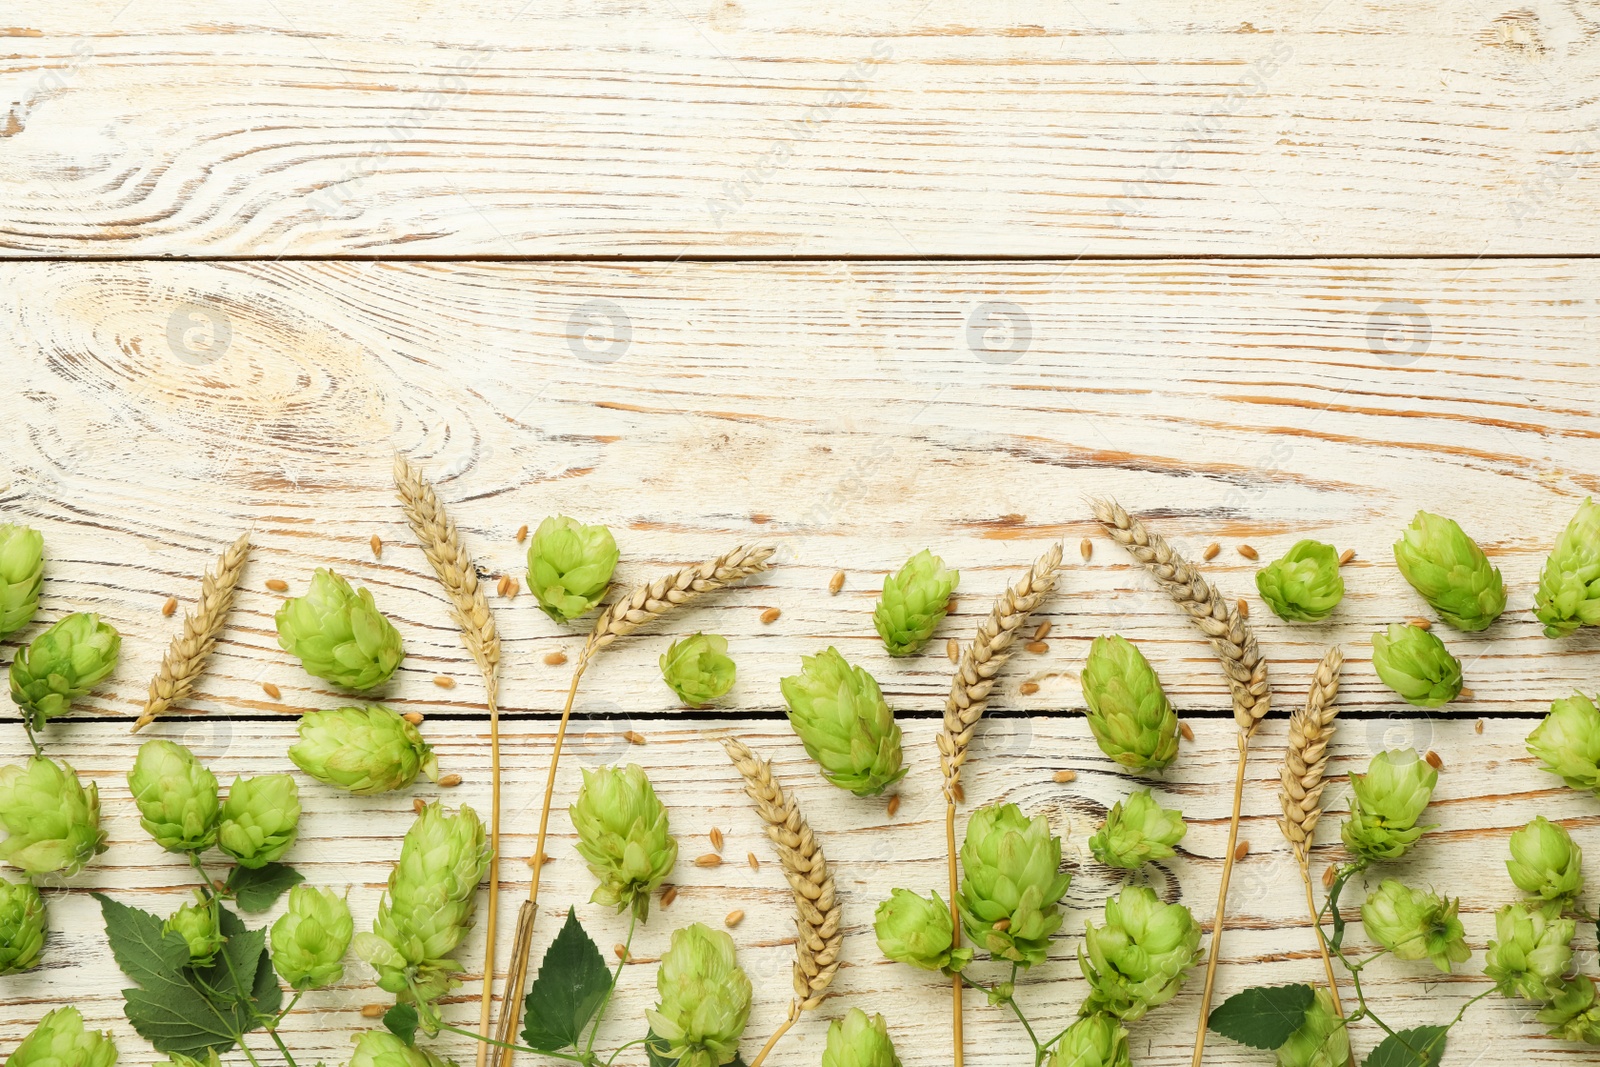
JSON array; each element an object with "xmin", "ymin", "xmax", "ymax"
[
  {"xmin": 412, "ymin": 798, "xmax": 426, "ymax": 815},
  {"xmin": 1475, "ymin": 719, "xmax": 1485, "ymax": 734},
  {"xmin": 1019, "ymin": 682, "xmax": 1040, "ymax": 696},
  {"xmin": 829, "ymin": 570, "xmax": 846, "ymax": 595},
  {"xmin": 1234, "ymin": 840, "xmax": 1251, "ymax": 861},
  {"xmin": 1203, "ymin": 542, "xmax": 1221, "ymax": 561},
  {"xmin": 1425, "ymin": 750, "xmax": 1443, "ymax": 770},
  {"xmin": 1408, "ymin": 617, "xmax": 1432, "ymax": 630},
  {"xmin": 433, "ymin": 675, "xmax": 455, "ymax": 688},
  {"xmin": 747, "ymin": 852, "xmax": 760, "ymax": 871},
  {"xmin": 724, "ymin": 909, "xmax": 745, "ymax": 928},
  {"xmin": 992, "ymin": 918, "xmax": 1011, "ymax": 932},
  {"xmin": 887, "ymin": 794, "xmax": 901, "ymax": 817},
  {"xmin": 370, "ymin": 534, "xmax": 383, "ymax": 558},
  {"xmin": 506, "ymin": 576, "xmax": 521, "ymax": 598},
  {"xmin": 1338, "ymin": 548, "xmax": 1356, "ymax": 565},
  {"xmin": 952, "ymin": 782, "xmax": 966, "ymax": 803},
  {"xmin": 544, "ymin": 651, "xmax": 569, "ymax": 666},
  {"xmin": 1053, "ymin": 770, "xmax": 1077, "ymax": 784},
  {"xmin": 524, "ymin": 852, "xmax": 551, "ymax": 868},
  {"xmin": 661, "ymin": 884, "xmax": 678, "ymax": 908},
  {"xmin": 1322, "ymin": 863, "xmax": 1337, "ymax": 888},
  {"xmin": 1025, "ymin": 640, "xmax": 1049, "ymax": 654},
  {"xmin": 946, "ymin": 638, "xmax": 960, "ymax": 663},
  {"xmin": 361, "ymin": 1004, "xmax": 385, "ymax": 1019},
  {"xmin": 515, "ymin": 523, "xmax": 529, "ymax": 543},
  {"xmin": 1458, "ymin": 686, "xmax": 1475, "ymax": 700},
  {"xmin": 613, "ymin": 943, "xmax": 629, "ymax": 961},
  {"xmin": 496, "ymin": 575, "xmax": 511, "ymax": 597},
  {"xmin": 261, "ymin": 682, "xmax": 282, "ymax": 700},
  {"xmin": 266, "ymin": 578, "xmax": 289, "ymax": 592},
  {"xmin": 1079, "ymin": 538, "xmax": 1093, "ymax": 562},
  {"xmin": 1238, "ymin": 544, "xmax": 1259, "ymax": 560},
  {"xmin": 760, "ymin": 607, "xmax": 781, "ymax": 624},
  {"xmin": 1034, "ymin": 620, "xmax": 1052, "ymax": 641},
  {"xmin": 161, "ymin": 597, "xmax": 178, "ymax": 617},
  {"xmin": 403, "ymin": 711, "xmax": 424, "ymax": 725},
  {"xmin": 624, "ymin": 730, "xmax": 646, "ymax": 745},
  {"xmin": 1236, "ymin": 597, "xmax": 1250, "ymax": 619},
  {"xmin": 438, "ymin": 773, "xmax": 462, "ymax": 787},
  {"xmin": 695, "ymin": 853, "xmax": 722, "ymax": 867},
  {"xmin": 710, "ymin": 827, "xmax": 724, "ymax": 851},
  {"xmin": 1179, "ymin": 721, "xmax": 1195, "ymax": 742}
]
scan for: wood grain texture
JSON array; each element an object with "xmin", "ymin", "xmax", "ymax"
[{"xmin": 2, "ymin": 0, "xmax": 1598, "ymax": 256}]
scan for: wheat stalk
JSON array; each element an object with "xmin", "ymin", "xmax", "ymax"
[
  {"xmin": 493, "ymin": 543, "xmax": 774, "ymax": 1066},
  {"xmin": 392, "ymin": 453, "xmax": 502, "ymax": 1067},
  {"xmin": 1089, "ymin": 498, "xmax": 1271, "ymax": 1067},
  {"xmin": 721, "ymin": 737, "xmax": 842, "ymax": 1067},
  {"xmin": 133, "ymin": 532, "xmax": 251, "ymax": 732},
  {"xmin": 937, "ymin": 541, "xmax": 1063, "ymax": 1067}
]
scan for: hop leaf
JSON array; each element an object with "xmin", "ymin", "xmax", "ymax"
[
  {"xmin": 274, "ymin": 569, "xmax": 404, "ymax": 691},
  {"xmin": 0, "ymin": 524, "xmax": 44, "ymax": 641},
  {"xmin": 163, "ymin": 890, "xmax": 223, "ymax": 966},
  {"xmin": 821, "ymin": 1008, "xmax": 901, "ymax": 1067},
  {"xmin": 1534, "ymin": 497, "xmax": 1600, "ymax": 638},
  {"xmin": 874, "ymin": 889, "xmax": 970, "ymax": 974},
  {"xmin": 1340, "ymin": 749, "xmax": 1438, "ymax": 862},
  {"xmin": 1206, "ymin": 983, "xmax": 1316, "ymax": 1051},
  {"xmin": 218, "ymin": 774, "xmax": 300, "ymax": 869},
  {"xmin": 9, "ymin": 612, "xmax": 121, "ymax": 729},
  {"xmin": 1079, "ymin": 885, "xmax": 1202, "ymax": 1021},
  {"xmin": 1089, "ymin": 790, "xmax": 1187, "ymax": 870},
  {"xmin": 1360, "ymin": 879, "xmax": 1469, "ymax": 972},
  {"xmin": 659, "ymin": 633, "xmax": 736, "ymax": 708},
  {"xmin": 1485, "ymin": 901, "xmax": 1575, "ymax": 1002},
  {"xmin": 1506, "ymin": 816, "xmax": 1584, "ymax": 906},
  {"xmin": 289, "ymin": 706, "xmax": 437, "ymax": 795},
  {"xmin": 128, "ymin": 740, "xmax": 220, "ymax": 854},
  {"xmin": 1371, "ymin": 623, "xmax": 1462, "ymax": 708},
  {"xmin": 1254, "ymin": 541, "xmax": 1345, "ymax": 622},
  {"xmin": 0, "ymin": 757, "xmax": 107, "ymax": 877},
  {"xmin": 2, "ymin": 1007, "xmax": 117, "ymax": 1067},
  {"xmin": 1080, "ymin": 636, "xmax": 1178, "ymax": 772},
  {"xmin": 1392, "ymin": 511, "xmax": 1505, "ymax": 631},
  {"xmin": 873, "ymin": 550, "xmax": 959, "ymax": 657},
  {"xmin": 569, "ymin": 764, "xmax": 677, "ymax": 920},
  {"xmin": 1046, "ymin": 1014, "xmax": 1130, "ymax": 1067},
  {"xmin": 525, "ymin": 516, "xmax": 619, "ymax": 622},
  {"xmin": 0, "ymin": 876, "xmax": 45, "ymax": 975},
  {"xmin": 271, "ymin": 885, "xmax": 353, "ymax": 990},
  {"xmin": 1527, "ymin": 692, "xmax": 1600, "ymax": 797},
  {"xmin": 782, "ymin": 648, "xmax": 906, "ymax": 796},
  {"xmin": 645, "ymin": 923, "xmax": 752, "ymax": 1067},
  {"xmin": 957, "ymin": 802, "xmax": 1071, "ymax": 967}
]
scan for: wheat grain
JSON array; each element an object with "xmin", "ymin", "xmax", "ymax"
[
  {"xmin": 829, "ymin": 570, "xmax": 845, "ymax": 594},
  {"xmin": 161, "ymin": 597, "xmax": 178, "ymax": 617},
  {"xmin": 261, "ymin": 682, "xmax": 281, "ymax": 700},
  {"xmin": 1053, "ymin": 770, "xmax": 1077, "ymax": 784},
  {"xmin": 724, "ymin": 909, "xmax": 745, "ymax": 928},
  {"xmin": 265, "ymin": 578, "xmax": 289, "ymax": 592},
  {"xmin": 760, "ymin": 606, "xmax": 781, "ymax": 624},
  {"xmin": 134, "ymin": 532, "xmax": 251, "ymax": 732},
  {"xmin": 1338, "ymin": 548, "xmax": 1356, "ymax": 565},
  {"xmin": 1079, "ymin": 538, "xmax": 1093, "ymax": 561},
  {"xmin": 1238, "ymin": 544, "xmax": 1258, "ymax": 560},
  {"xmin": 1277, "ymin": 646, "xmax": 1343, "ymax": 860}
]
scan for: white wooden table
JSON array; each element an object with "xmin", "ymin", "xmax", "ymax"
[{"xmin": 2, "ymin": 3, "xmax": 1598, "ymax": 1065}]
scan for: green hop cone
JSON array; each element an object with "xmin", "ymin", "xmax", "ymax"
[
  {"xmin": 1485, "ymin": 901, "xmax": 1575, "ymax": 1002},
  {"xmin": 127, "ymin": 739, "xmax": 219, "ymax": 853},
  {"xmin": 1080, "ymin": 636, "xmax": 1179, "ymax": 772},
  {"xmin": 1079, "ymin": 886, "xmax": 1202, "ymax": 1021},
  {"xmin": 1392, "ymin": 511, "xmax": 1506, "ymax": 631},
  {"xmin": 957, "ymin": 802, "xmax": 1071, "ymax": 967},
  {"xmin": 1539, "ymin": 976, "xmax": 1600, "ymax": 1044},
  {"xmin": 0, "ymin": 524, "xmax": 44, "ymax": 640},
  {"xmin": 873, "ymin": 550, "xmax": 959, "ymax": 657},
  {"xmin": 1360, "ymin": 879, "xmax": 1469, "ymax": 972},
  {"xmin": 1047, "ymin": 1014, "xmax": 1131, "ymax": 1067},
  {"xmin": 1275, "ymin": 986, "xmax": 1350, "ymax": 1067},
  {"xmin": 1507, "ymin": 816, "xmax": 1584, "ymax": 906},
  {"xmin": 1088, "ymin": 790, "xmax": 1187, "ymax": 870},
  {"xmin": 1370, "ymin": 623, "xmax": 1461, "ymax": 708},
  {"xmin": 217, "ymin": 774, "xmax": 300, "ymax": 868},
  {"xmin": 289, "ymin": 706, "xmax": 437, "ymax": 795},
  {"xmin": 645, "ymin": 923, "xmax": 752, "ymax": 1067},
  {"xmin": 9, "ymin": 613, "xmax": 121, "ymax": 729},
  {"xmin": 0, "ymin": 757, "xmax": 107, "ymax": 877},
  {"xmin": 1340, "ymin": 748, "xmax": 1438, "ymax": 862},
  {"xmin": 1534, "ymin": 497, "xmax": 1600, "ymax": 638},
  {"xmin": 1254, "ymin": 540, "xmax": 1345, "ymax": 622},
  {"xmin": 354, "ymin": 801, "xmax": 490, "ymax": 1005},
  {"xmin": 163, "ymin": 889, "xmax": 222, "ymax": 966},
  {"xmin": 782, "ymin": 648, "xmax": 906, "ymax": 797},
  {"xmin": 821, "ymin": 1008, "xmax": 901, "ymax": 1067},
  {"xmin": 271, "ymin": 884, "xmax": 353, "ymax": 990},
  {"xmin": 1527, "ymin": 692, "xmax": 1600, "ymax": 796},
  {"xmin": 348, "ymin": 1030, "xmax": 456, "ymax": 1067},
  {"xmin": 3, "ymin": 1007, "xmax": 117, "ymax": 1067},
  {"xmin": 275, "ymin": 569, "xmax": 404, "ymax": 691},
  {"xmin": 569, "ymin": 763, "xmax": 677, "ymax": 920},
  {"xmin": 659, "ymin": 633, "xmax": 736, "ymax": 708},
  {"xmin": 0, "ymin": 877, "xmax": 45, "ymax": 975},
  {"xmin": 874, "ymin": 889, "xmax": 972, "ymax": 974},
  {"xmin": 525, "ymin": 515, "xmax": 618, "ymax": 623}
]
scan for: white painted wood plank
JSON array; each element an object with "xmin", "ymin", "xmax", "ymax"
[{"xmin": 1, "ymin": 0, "xmax": 1597, "ymax": 255}]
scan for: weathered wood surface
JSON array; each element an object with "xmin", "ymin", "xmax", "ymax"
[
  {"xmin": 0, "ymin": 718, "xmax": 1590, "ymax": 1067},
  {"xmin": 2, "ymin": 0, "xmax": 1599, "ymax": 256}
]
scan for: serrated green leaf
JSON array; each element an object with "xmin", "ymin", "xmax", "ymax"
[
  {"xmin": 226, "ymin": 862, "xmax": 304, "ymax": 912},
  {"xmin": 520, "ymin": 908, "xmax": 612, "ymax": 1052},
  {"xmin": 644, "ymin": 1032, "xmax": 746, "ymax": 1067},
  {"xmin": 383, "ymin": 1005, "xmax": 420, "ymax": 1046},
  {"xmin": 1364, "ymin": 1026, "xmax": 1448, "ymax": 1067},
  {"xmin": 94, "ymin": 893, "xmax": 192, "ymax": 988},
  {"xmin": 1207, "ymin": 984, "xmax": 1316, "ymax": 1050}
]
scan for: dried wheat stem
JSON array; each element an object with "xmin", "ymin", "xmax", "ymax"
[
  {"xmin": 133, "ymin": 533, "xmax": 251, "ymax": 732},
  {"xmin": 722, "ymin": 737, "xmax": 842, "ymax": 1067},
  {"xmin": 392, "ymin": 454, "xmax": 502, "ymax": 1067},
  {"xmin": 1088, "ymin": 499, "xmax": 1271, "ymax": 1067}
]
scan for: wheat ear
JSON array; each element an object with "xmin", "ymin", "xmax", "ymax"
[
  {"xmin": 493, "ymin": 544, "xmax": 774, "ymax": 1066},
  {"xmin": 133, "ymin": 532, "xmax": 250, "ymax": 732},
  {"xmin": 392, "ymin": 454, "xmax": 502, "ymax": 1067},
  {"xmin": 937, "ymin": 541, "xmax": 1063, "ymax": 1067},
  {"xmin": 722, "ymin": 737, "xmax": 842, "ymax": 1067},
  {"xmin": 1089, "ymin": 498, "xmax": 1271, "ymax": 1067}
]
